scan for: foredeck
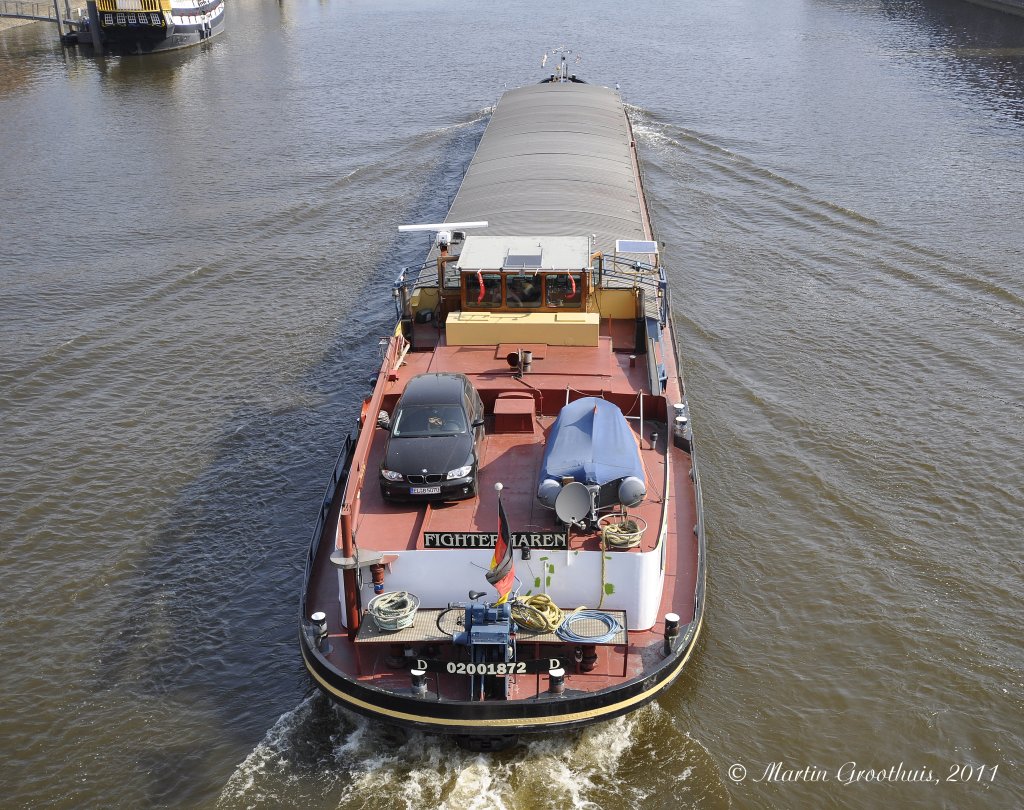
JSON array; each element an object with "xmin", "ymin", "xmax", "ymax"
[
  {"xmin": 305, "ymin": 331, "xmax": 700, "ymax": 695},
  {"xmin": 354, "ymin": 336, "xmax": 665, "ymax": 554}
]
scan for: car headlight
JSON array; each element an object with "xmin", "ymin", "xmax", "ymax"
[
  {"xmin": 380, "ymin": 468, "xmax": 403, "ymax": 481},
  {"xmin": 446, "ymin": 464, "xmax": 473, "ymax": 480}
]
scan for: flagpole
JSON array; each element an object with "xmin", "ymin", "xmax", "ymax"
[{"xmin": 488, "ymin": 481, "xmax": 516, "ymax": 606}]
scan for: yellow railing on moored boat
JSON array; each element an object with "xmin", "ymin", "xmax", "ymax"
[{"xmin": 95, "ymin": 0, "xmax": 170, "ymax": 12}]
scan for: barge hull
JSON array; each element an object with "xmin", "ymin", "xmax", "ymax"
[{"xmin": 300, "ymin": 80, "xmax": 707, "ymax": 740}]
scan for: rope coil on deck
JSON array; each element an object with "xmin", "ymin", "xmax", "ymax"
[
  {"xmin": 367, "ymin": 591, "xmax": 420, "ymax": 631},
  {"xmin": 556, "ymin": 609, "xmax": 624, "ymax": 644},
  {"xmin": 600, "ymin": 515, "xmax": 647, "ymax": 550},
  {"xmin": 511, "ymin": 594, "xmax": 566, "ymax": 632},
  {"xmin": 511, "ymin": 596, "xmax": 624, "ymax": 644}
]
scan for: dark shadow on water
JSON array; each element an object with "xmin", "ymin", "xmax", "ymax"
[
  {"xmin": 878, "ymin": 0, "xmax": 1024, "ymax": 122},
  {"xmin": 91, "ymin": 115, "xmax": 486, "ymax": 808}
]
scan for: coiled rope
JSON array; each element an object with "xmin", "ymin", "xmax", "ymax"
[
  {"xmin": 511, "ymin": 594, "xmax": 566, "ymax": 632},
  {"xmin": 511, "ymin": 594, "xmax": 622, "ymax": 644},
  {"xmin": 556, "ymin": 609, "xmax": 623, "ymax": 644},
  {"xmin": 367, "ymin": 591, "xmax": 420, "ymax": 631},
  {"xmin": 601, "ymin": 517, "xmax": 644, "ymax": 549}
]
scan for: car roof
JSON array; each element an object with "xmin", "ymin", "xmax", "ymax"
[{"xmin": 398, "ymin": 373, "xmax": 469, "ymax": 406}]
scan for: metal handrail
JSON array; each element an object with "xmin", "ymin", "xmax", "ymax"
[
  {"xmin": 393, "ymin": 260, "xmax": 437, "ymax": 287},
  {"xmin": 95, "ymin": 0, "xmax": 168, "ymax": 12},
  {"xmin": 0, "ymin": 0, "xmax": 77, "ymax": 21},
  {"xmin": 392, "ymin": 261, "xmax": 439, "ymax": 320},
  {"xmin": 394, "ymin": 258, "xmax": 666, "ymax": 287},
  {"xmin": 300, "ymin": 434, "xmax": 354, "ymax": 619},
  {"xmin": 595, "ymin": 257, "xmax": 669, "ymax": 326}
]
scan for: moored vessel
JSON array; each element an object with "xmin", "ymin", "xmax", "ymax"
[
  {"xmin": 93, "ymin": 0, "xmax": 223, "ymax": 53},
  {"xmin": 300, "ymin": 68, "xmax": 706, "ymax": 747}
]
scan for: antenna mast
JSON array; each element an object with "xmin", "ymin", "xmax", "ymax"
[{"xmin": 541, "ymin": 46, "xmax": 582, "ymax": 83}]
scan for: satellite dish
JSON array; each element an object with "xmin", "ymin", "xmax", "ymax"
[{"xmin": 554, "ymin": 481, "xmax": 591, "ymax": 525}]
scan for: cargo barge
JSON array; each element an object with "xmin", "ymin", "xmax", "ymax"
[{"xmin": 300, "ymin": 71, "xmax": 706, "ymax": 748}]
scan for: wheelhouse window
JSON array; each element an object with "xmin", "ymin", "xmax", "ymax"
[
  {"xmin": 545, "ymin": 273, "xmax": 583, "ymax": 308},
  {"xmin": 463, "ymin": 272, "xmax": 503, "ymax": 309},
  {"xmin": 459, "ymin": 270, "xmax": 587, "ymax": 312},
  {"xmin": 506, "ymin": 276, "xmax": 542, "ymax": 308}
]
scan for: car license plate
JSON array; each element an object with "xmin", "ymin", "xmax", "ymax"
[{"xmin": 410, "ymin": 486, "xmax": 441, "ymax": 495}]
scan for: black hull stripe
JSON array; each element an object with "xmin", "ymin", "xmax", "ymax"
[
  {"xmin": 299, "ymin": 614, "xmax": 702, "ymax": 734},
  {"xmin": 102, "ymin": 15, "xmax": 223, "ymax": 40}
]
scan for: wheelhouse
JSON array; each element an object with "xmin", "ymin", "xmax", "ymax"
[{"xmin": 454, "ymin": 236, "xmax": 591, "ymax": 313}]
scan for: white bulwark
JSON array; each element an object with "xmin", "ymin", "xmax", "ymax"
[{"xmin": 338, "ymin": 545, "xmax": 666, "ymax": 632}]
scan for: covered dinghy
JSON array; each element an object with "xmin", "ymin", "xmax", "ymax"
[{"xmin": 536, "ymin": 397, "xmax": 646, "ymax": 512}]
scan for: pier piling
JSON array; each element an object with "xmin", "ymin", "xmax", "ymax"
[{"xmin": 85, "ymin": 0, "xmax": 100, "ymax": 49}]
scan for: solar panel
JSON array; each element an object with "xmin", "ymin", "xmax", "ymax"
[
  {"xmin": 503, "ymin": 253, "xmax": 543, "ymax": 269},
  {"xmin": 615, "ymin": 240, "xmax": 658, "ymax": 254}
]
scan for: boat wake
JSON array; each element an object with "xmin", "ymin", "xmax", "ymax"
[
  {"xmin": 626, "ymin": 105, "xmax": 1024, "ymax": 317},
  {"xmin": 626, "ymin": 104, "xmax": 1024, "ymax": 424},
  {"xmin": 218, "ymin": 694, "xmax": 727, "ymax": 809}
]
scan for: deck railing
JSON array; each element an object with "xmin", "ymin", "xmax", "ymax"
[
  {"xmin": 0, "ymin": 0, "xmax": 80, "ymax": 22},
  {"xmin": 95, "ymin": 0, "xmax": 168, "ymax": 13},
  {"xmin": 300, "ymin": 435, "xmax": 354, "ymax": 619},
  {"xmin": 596, "ymin": 255, "xmax": 669, "ymax": 326}
]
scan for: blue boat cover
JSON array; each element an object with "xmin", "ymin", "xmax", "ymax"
[{"xmin": 539, "ymin": 397, "xmax": 644, "ymax": 486}]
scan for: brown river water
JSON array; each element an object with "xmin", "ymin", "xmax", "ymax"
[{"xmin": 2, "ymin": 0, "xmax": 1022, "ymax": 807}]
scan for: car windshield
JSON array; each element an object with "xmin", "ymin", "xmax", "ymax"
[{"xmin": 392, "ymin": 404, "xmax": 467, "ymax": 437}]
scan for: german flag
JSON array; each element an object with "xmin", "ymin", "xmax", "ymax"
[{"xmin": 486, "ymin": 496, "xmax": 515, "ymax": 604}]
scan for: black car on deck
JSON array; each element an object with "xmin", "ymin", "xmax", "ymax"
[{"xmin": 379, "ymin": 372, "xmax": 485, "ymax": 502}]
